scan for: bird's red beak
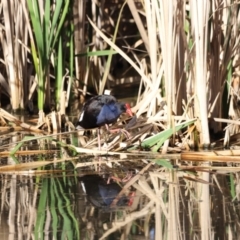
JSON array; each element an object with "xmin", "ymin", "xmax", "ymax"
[{"xmin": 125, "ymin": 103, "xmax": 133, "ymax": 117}]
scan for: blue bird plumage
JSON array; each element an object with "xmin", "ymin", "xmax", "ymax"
[
  {"xmin": 76, "ymin": 95, "xmax": 132, "ymax": 129},
  {"xmin": 96, "ymin": 103, "xmax": 123, "ymax": 125}
]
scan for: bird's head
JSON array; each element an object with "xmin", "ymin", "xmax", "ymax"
[{"xmin": 125, "ymin": 103, "xmax": 133, "ymax": 117}]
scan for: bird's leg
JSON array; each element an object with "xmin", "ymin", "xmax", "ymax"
[
  {"xmin": 118, "ymin": 129, "xmax": 131, "ymax": 139},
  {"xmin": 121, "ymin": 171, "xmax": 133, "ymax": 182},
  {"xmin": 97, "ymin": 128, "xmax": 102, "ymax": 171},
  {"xmin": 98, "ymin": 128, "xmax": 101, "ymax": 150},
  {"xmin": 105, "ymin": 124, "xmax": 131, "ymax": 139},
  {"xmin": 107, "ymin": 171, "xmax": 133, "ymax": 183}
]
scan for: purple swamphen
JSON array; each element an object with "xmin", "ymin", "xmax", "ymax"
[
  {"xmin": 79, "ymin": 175, "xmax": 132, "ymax": 208},
  {"xmin": 76, "ymin": 95, "xmax": 133, "ymax": 149}
]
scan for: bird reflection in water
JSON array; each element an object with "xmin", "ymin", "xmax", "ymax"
[{"xmin": 79, "ymin": 174, "xmax": 134, "ymax": 209}]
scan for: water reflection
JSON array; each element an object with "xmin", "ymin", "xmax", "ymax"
[
  {"xmin": 0, "ymin": 170, "xmax": 156, "ymax": 240},
  {"xmin": 76, "ymin": 173, "xmax": 154, "ymax": 240},
  {"xmin": 0, "ymin": 174, "xmax": 79, "ymax": 240},
  {"xmin": 79, "ymin": 175, "xmax": 132, "ymax": 208},
  {"xmin": 1, "ymin": 160, "xmax": 238, "ymax": 240}
]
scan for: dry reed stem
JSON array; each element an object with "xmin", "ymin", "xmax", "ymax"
[
  {"xmin": 0, "ymin": 157, "xmax": 79, "ymax": 174},
  {"xmin": 110, "ymin": 162, "xmax": 153, "ymax": 208},
  {"xmin": 181, "ymin": 152, "xmax": 240, "ymax": 162},
  {"xmin": 198, "ymin": 171, "xmax": 211, "ymax": 239},
  {"xmin": 214, "ymin": 117, "xmax": 240, "ymax": 125},
  {"xmin": 100, "ymin": 200, "xmax": 155, "ymax": 240},
  {"xmin": 8, "ymin": 174, "xmax": 17, "ymax": 236},
  {"xmin": 168, "ymin": 170, "xmax": 180, "ymax": 240},
  {"xmin": 0, "ymin": 150, "xmax": 59, "ymax": 157},
  {"xmin": 0, "ymin": 108, "xmax": 44, "ymax": 133}
]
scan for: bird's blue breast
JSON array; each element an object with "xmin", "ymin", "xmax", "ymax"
[{"xmin": 96, "ymin": 103, "xmax": 121, "ymax": 126}]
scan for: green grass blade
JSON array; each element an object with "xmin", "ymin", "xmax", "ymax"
[
  {"xmin": 75, "ymin": 49, "xmax": 118, "ymax": 57},
  {"xmin": 141, "ymin": 119, "xmax": 196, "ymax": 152},
  {"xmin": 59, "ymin": 177, "xmax": 80, "ymax": 239},
  {"xmin": 10, "ymin": 136, "xmax": 39, "ymax": 156},
  {"xmin": 54, "ymin": 178, "xmax": 76, "ymax": 239},
  {"xmin": 27, "ymin": 0, "xmax": 44, "ymax": 55},
  {"xmin": 154, "ymin": 159, "xmax": 173, "ymax": 169},
  {"xmin": 29, "ymin": 41, "xmax": 40, "ymax": 77},
  {"xmin": 48, "ymin": 0, "xmax": 63, "ymax": 49},
  {"xmin": 9, "ymin": 156, "xmax": 19, "ymax": 164},
  {"xmin": 56, "ymin": 37, "xmax": 63, "ymax": 111},
  {"xmin": 51, "ymin": 0, "xmax": 70, "ymax": 49},
  {"xmin": 34, "ymin": 178, "xmax": 48, "ymax": 240},
  {"xmin": 50, "ymin": 178, "xmax": 59, "ymax": 239},
  {"xmin": 67, "ymin": 23, "xmax": 74, "ymax": 107},
  {"xmin": 43, "ymin": 0, "xmax": 51, "ymax": 56}
]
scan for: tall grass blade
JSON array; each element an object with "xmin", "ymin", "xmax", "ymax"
[
  {"xmin": 141, "ymin": 119, "xmax": 196, "ymax": 151},
  {"xmin": 34, "ymin": 178, "xmax": 48, "ymax": 239}
]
